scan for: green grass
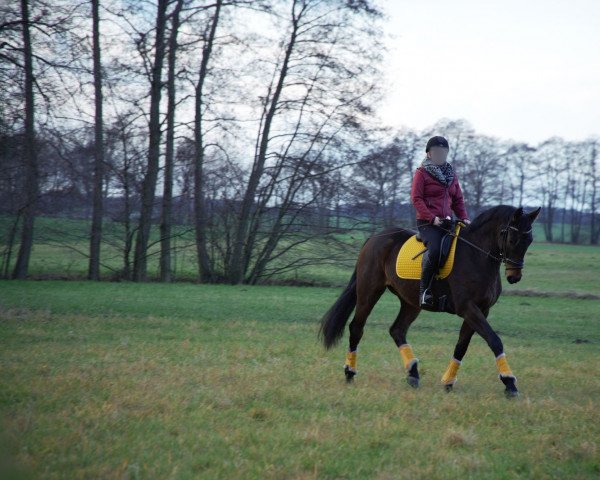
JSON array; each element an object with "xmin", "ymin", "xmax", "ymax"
[
  {"xmin": 1, "ymin": 280, "xmax": 599, "ymax": 478},
  {"xmin": 2, "ymin": 216, "xmax": 600, "ymax": 296},
  {"xmin": 0, "ymin": 215, "xmax": 201, "ymax": 280}
]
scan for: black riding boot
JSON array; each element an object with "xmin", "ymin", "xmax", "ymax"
[{"xmin": 419, "ymin": 253, "xmax": 436, "ymax": 308}]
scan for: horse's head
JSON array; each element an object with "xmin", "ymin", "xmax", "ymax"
[{"xmin": 501, "ymin": 207, "xmax": 541, "ymax": 284}]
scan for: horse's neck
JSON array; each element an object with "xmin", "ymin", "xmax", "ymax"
[{"xmin": 462, "ymin": 220, "xmax": 502, "ymax": 261}]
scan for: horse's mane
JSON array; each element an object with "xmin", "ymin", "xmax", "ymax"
[{"xmin": 467, "ymin": 205, "xmax": 517, "ymax": 233}]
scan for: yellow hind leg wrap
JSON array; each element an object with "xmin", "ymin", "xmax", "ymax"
[
  {"xmin": 345, "ymin": 350, "xmax": 357, "ymax": 373},
  {"xmin": 496, "ymin": 353, "xmax": 516, "ymax": 380},
  {"xmin": 441, "ymin": 358, "xmax": 461, "ymax": 385},
  {"xmin": 399, "ymin": 344, "xmax": 418, "ymax": 371}
]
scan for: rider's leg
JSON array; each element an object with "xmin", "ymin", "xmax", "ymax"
[
  {"xmin": 417, "ymin": 223, "xmax": 444, "ymax": 307},
  {"xmin": 419, "ymin": 252, "xmax": 436, "ymax": 306}
]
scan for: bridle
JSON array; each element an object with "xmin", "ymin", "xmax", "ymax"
[
  {"xmin": 435, "ymin": 221, "xmax": 531, "ymax": 270},
  {"xmin": 498, "ymin": 224, "xmax": 532, "ymax": 269}
]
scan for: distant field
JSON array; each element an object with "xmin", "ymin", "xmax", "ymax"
[
  {"xmin": 1, "ymin": 280, "xmax": 599, "ymax": 478},
  {"xmin": 1, "ymin": 216, "xmax": 599, "ymax": 295}
]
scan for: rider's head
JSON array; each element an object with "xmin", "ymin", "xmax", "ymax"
[{"xmin": 426, "ymin": 136, "xmax": 449, "ymax": 165}]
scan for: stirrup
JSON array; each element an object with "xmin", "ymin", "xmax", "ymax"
[{"xmin": 420, "ymin": 289, "xmax": 434, "ymax": 306}]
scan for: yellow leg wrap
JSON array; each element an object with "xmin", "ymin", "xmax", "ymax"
[
  {"xmin": 399, "ymin": 344, "xmax": 418, "ymax": 371},
  {"xmin": 441, "ymin": 358, "xmax": 461, "ymax": 385},
  {"xmin": 345, "ymin": 351, "xmax": 357, "ymax": 372},
  {"xmin": 496, "ymin": 353, "xmax": 516, "ymax": 379}
]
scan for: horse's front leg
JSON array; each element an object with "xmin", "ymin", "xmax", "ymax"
[
  {"xmin": 458, "ymin": 302, "xmax": 519, "ymax": 397},
  {"xmin": 441, "ymin": 319, "xmax": 475, "ymax": 391}
]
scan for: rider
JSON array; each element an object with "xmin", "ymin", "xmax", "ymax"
[{"xmin": 410, "ymin": 136, "xmax": 471, "ymax": 308}]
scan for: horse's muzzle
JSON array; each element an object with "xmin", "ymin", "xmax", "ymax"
[{"xmin": 506, "ymin": 268, "xmax": 522, "ymax": 284}]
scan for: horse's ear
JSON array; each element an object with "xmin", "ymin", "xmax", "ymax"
[
  {"xmin": 527, "ymin": 207, "xmax": 542, "ymax": 223},
  {"xmin": 512, "ymin": 207, "xmax": 524, "ymax": 222}
]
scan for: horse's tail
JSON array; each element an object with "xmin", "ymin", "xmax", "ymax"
[{"xmin": 319, "ymin": 268, "xmax": 357, "ymax": 349}]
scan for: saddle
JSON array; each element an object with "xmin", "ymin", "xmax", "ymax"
[{"xmin": 395, "ymin": 222, "xmax": 462, "ymax": 281}]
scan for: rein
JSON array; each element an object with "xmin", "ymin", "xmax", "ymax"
[
  {"xmin": 438, "ymin": 222, "xmax": 531, "ymax": 269},
  {"xmin": 367, "ymin": 220, "xmax": 530, "ymax": 270}
]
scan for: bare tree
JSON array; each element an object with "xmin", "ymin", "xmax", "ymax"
[
  {"xmin": 0, "ymin": 128, "xmax": 23, "ymax": 278},
  {"xmin": 535, "ymin": 137, "xmax": 568, "ymax": 242},
  {"xmin": 192, "ymin": 0, "xmax": 223, "ymax": 283},
  {"xmin": 351, "ymin": 139, "xmax": 404, "ymax": 229},
  {"xmin": 504, "ymin": 143, "xmax": 536, "ymax": 206},
  {"xmin": 103, "ymin": 112, "xmax": 146, "ymax": 278},
  {"xmin": 227, "ymin": 0, "xmax": 382, "ymax": 284},
  {"xmin": 132, "ymin": 0, "xmax": 169, "ymax": 281},
  {"xmin": 88, "ymin": 0, "xmax": 104, "ymax": 280},
  {"xmin": 589, "ymin": 139, "xmax": 600, "ymax": 244},
  {"xmin": 12, "ymin": 0, "xmax": 38, "ymax": 279},
  {"xmin": 562, "ymin": 142, "xmax": 585, "ymax": 243},
  {"xmin": 159, "ymin": 0, "xmax": 184, "ymax": 282},
  {"xmin": 455, "ymin": 135, "xmax": 503, "ymax": 216}
]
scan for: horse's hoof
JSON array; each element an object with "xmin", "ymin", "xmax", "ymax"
[
  {"xmin": 344, "ymin": 367, "xmax": 356, "ymax": 383},
  {"xmin": 500, "ymin": 376, "xmax": 518, "ymax": 398},
  {"xmin": 505, "ymin": 388, "xmax": 519, "ymax": 398},
  {"xmin": 407, "ymin": 375, "xmax": 420, "ymax": 388},
  {"xmin": 444, "ymin": 384, "xmax": 453, "ymax": 393}
]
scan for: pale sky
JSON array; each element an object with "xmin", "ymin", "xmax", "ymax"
[{"xmin": 378, "ymin": 0, "xmax": 600, "ymax": 144}]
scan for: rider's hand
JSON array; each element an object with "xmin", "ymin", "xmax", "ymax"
[
  {"xmin": 462, "ymin": 219, "xmax": 471, "ymax": 225},
  {"xmin": 432, "ymin": 216, "xmax": 442, "ymax": 226}
]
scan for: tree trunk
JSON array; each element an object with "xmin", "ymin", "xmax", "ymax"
[
  {"xmin": 560, "ymin": 206, "xmax": 566, "ymax": 243},
  {"xmin": 120, "ymin": 128, "xmax": 133, "ymax": 279},
  {"xmin": 13, "ymin": 0, "xmax": 37, "ymax": 280},
  {"xmin": 132, "ymin": 0, "xmax": 168, "ymax": 281},
  {"xmin": 123, "ymin": 178, "xmax": 133, "ymax": 279},
  {"xmin": 590, "ymin": 143, "xmax": 599, "ymax": 244},
  {"xmin": 193, "ymin": 0, "xmax": 222, "ymax": 283},
  {"xmin": 544, "ymin": 201, "xmax": 554, "ymax": 242},
  {"xmin": 571, "ymin": 178, "xmax": 585, "ymax": 244},
  {"xmin": 518, "ymin": 170, "xmax": 525, "ymax": 206},
  {"xmin": 88, "ymin": 0, "xmax": 104, "ymax": 280},
  {"xmin": 2, "ymin": 214, "xmax": 21, "ymax": 279},
  {"xmin": 159, "ymin": 0, "xmax": 183, "ymax": 282}
]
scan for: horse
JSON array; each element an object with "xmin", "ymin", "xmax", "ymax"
[{"xmin": 319, "ymin": 205, "xmax": 541, "ymax": 397}]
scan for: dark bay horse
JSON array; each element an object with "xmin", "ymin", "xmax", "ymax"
[{"xmin": 319, "ymin": 205, "xmax": 541, "ymax": 397}]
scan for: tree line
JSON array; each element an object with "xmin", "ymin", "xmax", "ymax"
[{"xmin": 1, "ymin": 1, "xmax": 598, "ymax": 284}]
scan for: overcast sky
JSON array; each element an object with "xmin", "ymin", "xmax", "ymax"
[{"xmin": 377, "ymin": 0, "xmax": 600, "ymax": 144}]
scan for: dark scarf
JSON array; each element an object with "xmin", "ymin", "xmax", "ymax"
[{"xmin": 421, "ymin": 159, "xmax": 454, "ymax": 186}]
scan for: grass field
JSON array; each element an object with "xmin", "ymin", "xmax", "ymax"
[
  {"xmin": 1, "ymin": 277, "xmax": 599, "ymax": 479},
  {"xmin": 1, "ymin": 216, "xmax": 599, "ymax": 478},
  {"xmin": 2, "ymin": 216, "xmax": 600, "ymax": 293}
]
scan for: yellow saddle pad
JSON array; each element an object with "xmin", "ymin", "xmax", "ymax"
[{"xmin": 395, "ymin": 224, "xmax": 462, "ymax": 280}]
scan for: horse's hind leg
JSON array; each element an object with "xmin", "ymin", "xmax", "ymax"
[
  {"xmin": 389, "ymin": 300, "xmax": 422, "ymax": 388},
  {"xmin": 441, "ymin": 320, "xmax": 475, "ymax": 391},
  {"xmin": 344, "ymin": 286, "xmax": 385, "ymax": 382}
]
